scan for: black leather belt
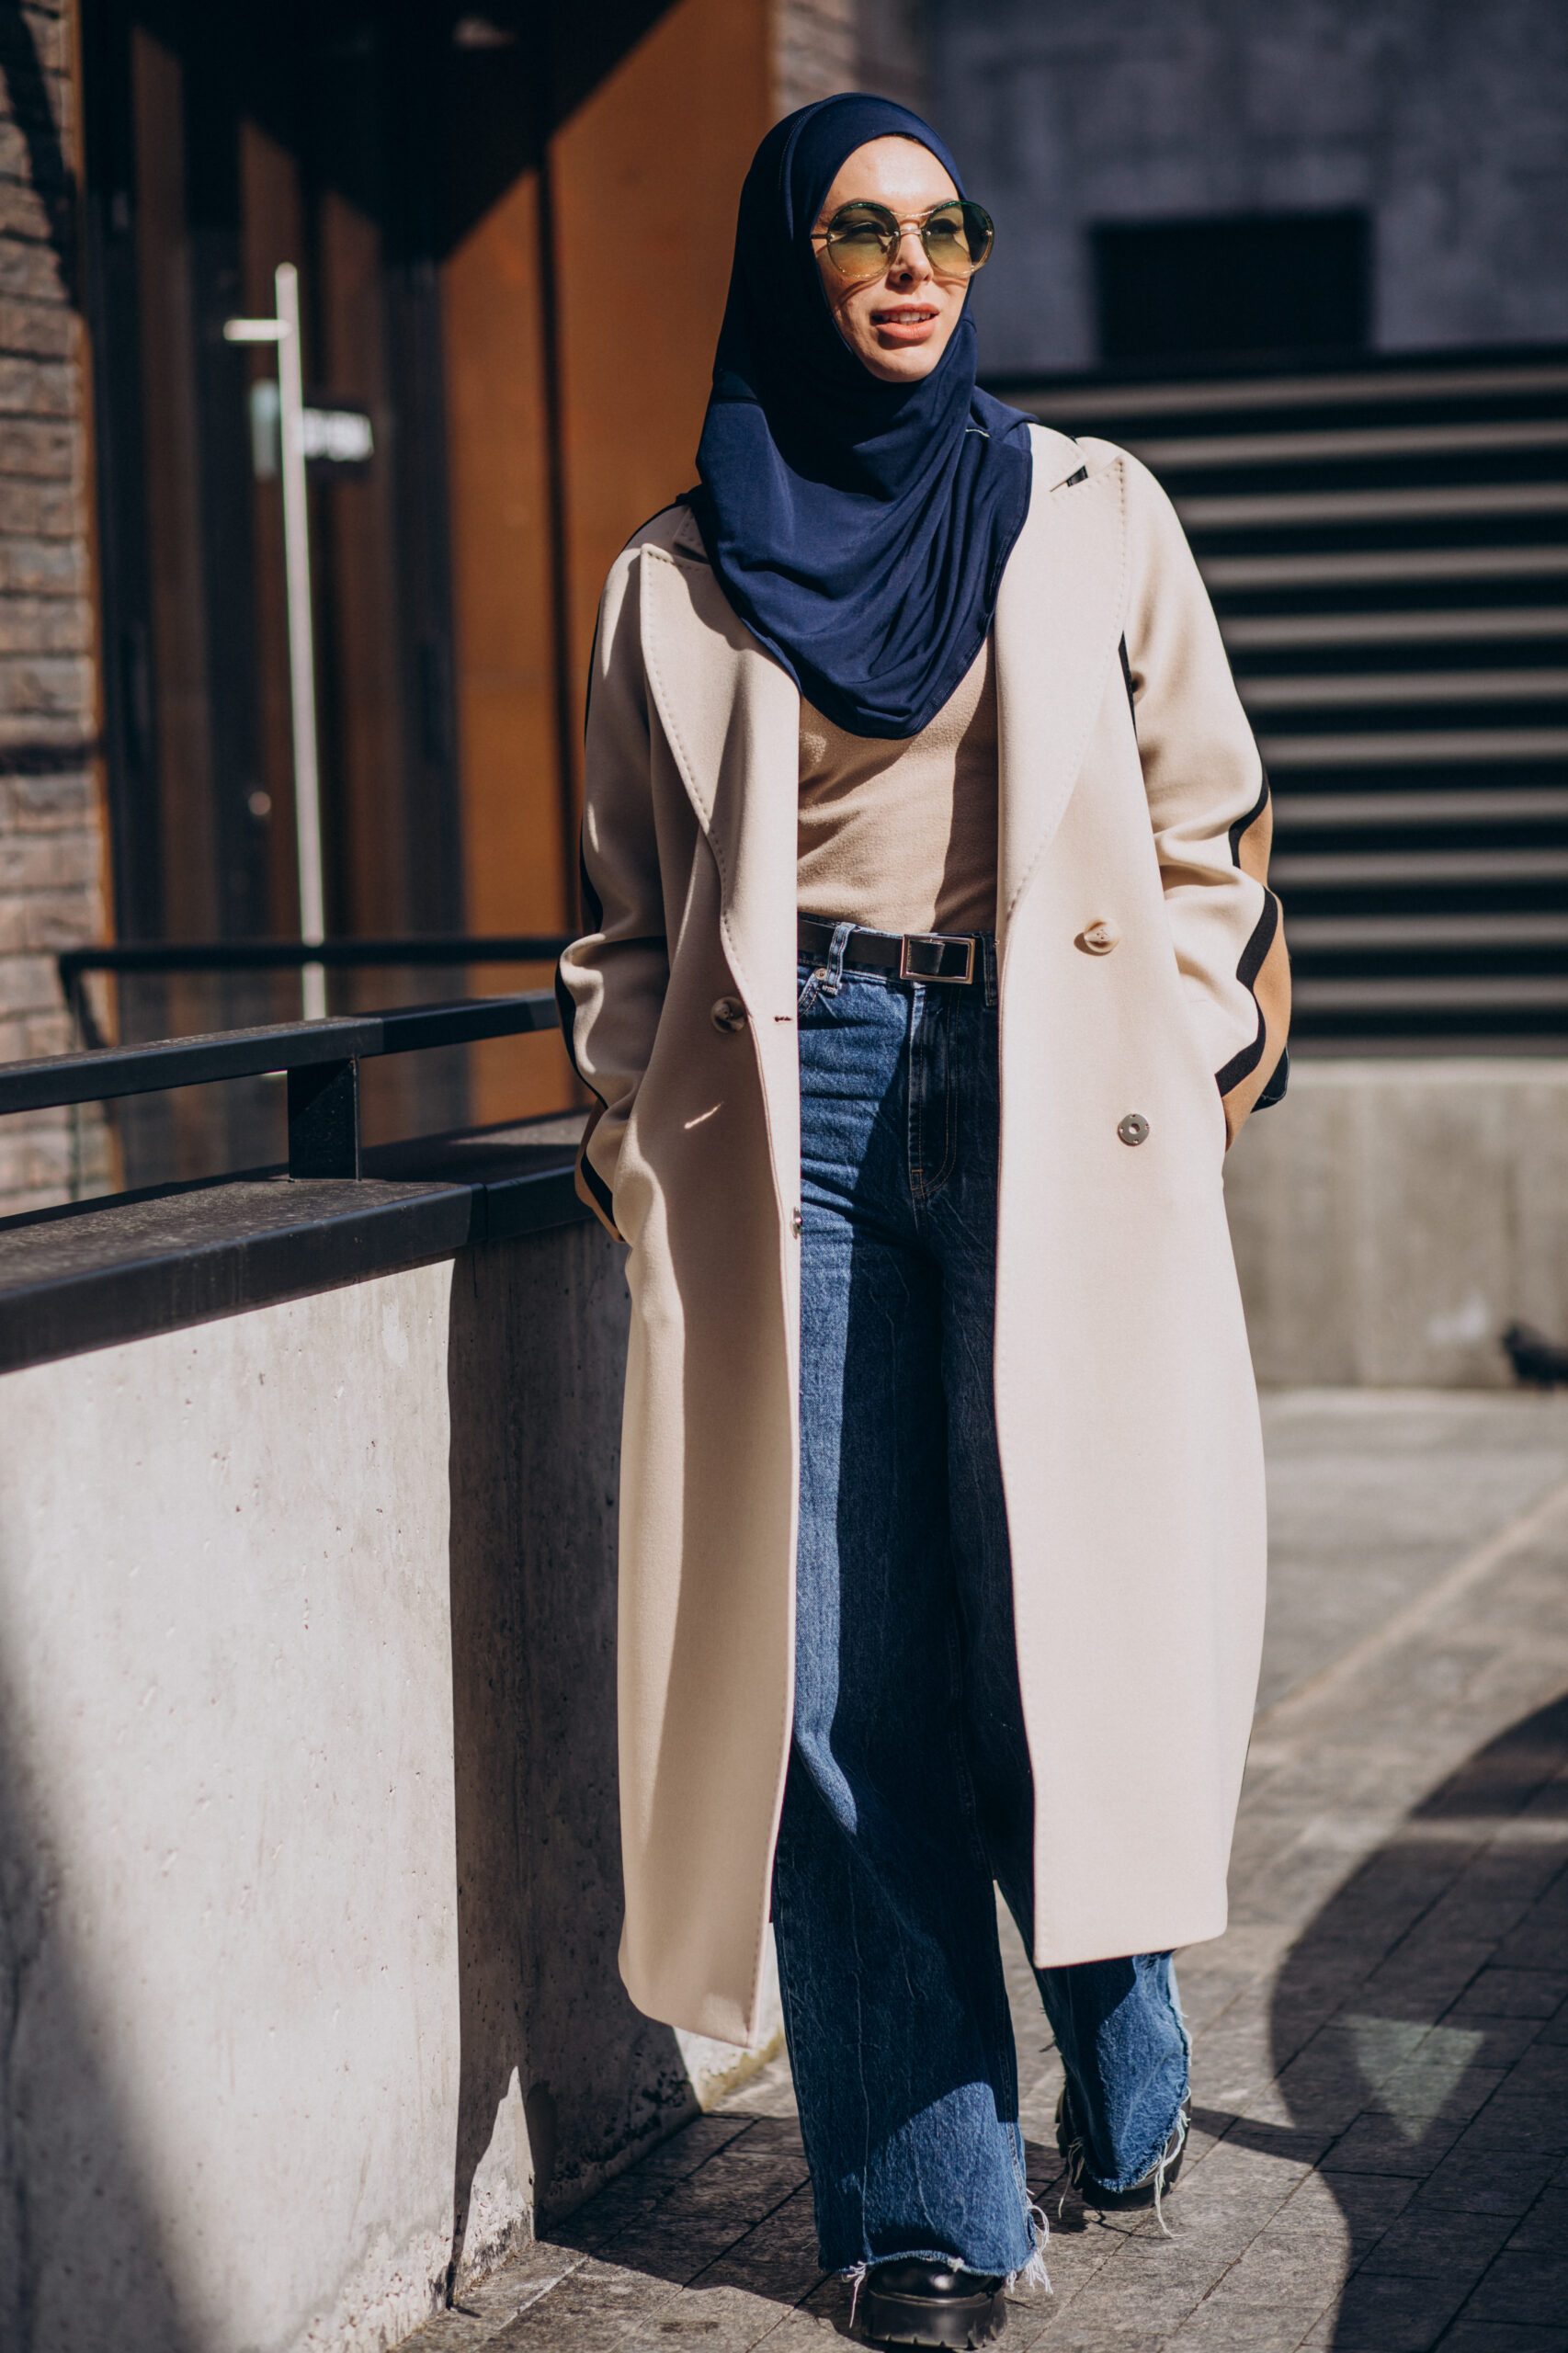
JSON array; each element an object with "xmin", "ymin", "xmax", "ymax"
[{"xmin": 798, "ymin": 915, "xmax": 979, "ymax": 985}]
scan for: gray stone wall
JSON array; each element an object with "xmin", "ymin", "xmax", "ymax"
[
  {"xmin": 856, "ymin": 0, "xmax": 928, "ymax": 114},
  {"xmin": 0, "ymin": 0, "xmax": 108, "ymax": 1211},
  {"xmin": 1224, "ymin": 1062, "xmax": 1568, "ymax": 1390},
  {"xmin": 927, "ymin": 0, "xmax": 1568, "ymax": 376}
]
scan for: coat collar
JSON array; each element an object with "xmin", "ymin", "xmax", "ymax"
[{"xmin": 639, "ymin": 426, "xmax": 1127, "ymax": 980}]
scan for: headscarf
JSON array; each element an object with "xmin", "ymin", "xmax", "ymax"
[{"xmin": 688, "ymin": 93, "xmax": 1033, "ymax": 741}]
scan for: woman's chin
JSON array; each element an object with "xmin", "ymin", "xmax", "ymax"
[{"xmin": 857, "ymin": 340, "xmax": 946, "ymax": 383}]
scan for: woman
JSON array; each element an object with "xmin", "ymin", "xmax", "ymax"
[{"xmin": 558, "ymin": 93, "xmax": 1288, "ymax": 2349}]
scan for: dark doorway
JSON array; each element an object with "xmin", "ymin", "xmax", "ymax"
[
  {"xmin": 83, "ymin": 0, "xmax": 465, "ymax": 955},
  {"xmin": 82, "ymin": 0, "xmax": 472, "ymax": 1172},
  {"xmin": 1091, "ymin": 209, "xmax": 1372, "ymax": 367},
  {"xmin": 79, "ymin": 0, "xmax": 693, "ymax": 1181}
]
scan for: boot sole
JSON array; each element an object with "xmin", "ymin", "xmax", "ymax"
[{"xmin": 860, "ymin": 2282, "xmax": 1007, "ymax": 2348}]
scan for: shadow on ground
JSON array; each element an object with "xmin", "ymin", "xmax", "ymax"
[
  {"xmin": 1255, "ymin": 1689, "xmax": 1568, "ymax": 2348},
  {"xmin": 501, "ymin": 1695, "xmax": 1567, "ymax": 2350}
]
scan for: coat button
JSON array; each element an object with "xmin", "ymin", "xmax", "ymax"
[
  {"xmin": 710, "ymin": 995, "xmax": 747, "ymax": 1033},
  {"xmin": 1118, "ymin": 1111, "xmax": 1150, "ymax": 1146},
  {"xmin": 1081, "ymin": 920, "xmax": 1120, "ymax": 955},
  {"xmin": 790, "ymin": 1208, "xmax": 803, "ymax": 1237}
]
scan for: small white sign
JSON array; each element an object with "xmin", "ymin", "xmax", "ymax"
[{"xmin": 301, "ymin": 406, "xmax": 375, "ymax": 465}]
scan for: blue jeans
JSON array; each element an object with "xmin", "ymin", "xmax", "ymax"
[{"xmin": 773, "ymin": 943, "xmax": 1190, "ymax": 2278}]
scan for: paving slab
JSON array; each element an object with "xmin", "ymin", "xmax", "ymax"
[{"xmin": 402, "ymin": 1391, "xmax": 1568, "ymax": 2352}]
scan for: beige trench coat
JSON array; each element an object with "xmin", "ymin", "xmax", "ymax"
[{"xmin": 558, "ymin": 426, "xmax": 1290, "ymax": 2048}]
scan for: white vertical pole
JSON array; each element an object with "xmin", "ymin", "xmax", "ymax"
[{"xmin": 274, "ymin": 263, "xmax": 327, "ymax": 1021}]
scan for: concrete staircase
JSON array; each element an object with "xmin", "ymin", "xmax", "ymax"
[{"xmin": 1006, "ymin": 350, "xmax": 1568, "ymax": 1054}]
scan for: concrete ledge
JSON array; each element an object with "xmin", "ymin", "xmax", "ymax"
[
  {"xmin": 1225, "ymin": 1058, "xmax": 1568, "ymax": 1387},
  {"xmin": 0, "ymin": 1122, "xmax": 588, "ymax": 1374}
]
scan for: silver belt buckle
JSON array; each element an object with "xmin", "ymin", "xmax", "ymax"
[{"xmin": 898, "ymin": 931, "xmax": 975, "ymax": 984}]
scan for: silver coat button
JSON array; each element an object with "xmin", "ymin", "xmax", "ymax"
[
  {"xmin": 1081, "ymin": 920, "xmax": 1120, "ymax": 955},
  {"xmin": 790, "ymin": 1208, "xmax": 803, "ymax": 1238},
  {"xmin": 1118, "ymin": 1112, "xmax": 1150, "ymax": 1147},
  {"xmin": 710, "ymin": 995, "xmax": 747, "ymax": 1033}
]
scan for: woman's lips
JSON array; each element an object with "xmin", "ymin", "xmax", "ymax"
[{"xmin": 873, "ymin": 306, "xmax": 937, "ymax": 337}]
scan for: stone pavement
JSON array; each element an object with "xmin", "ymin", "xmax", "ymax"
[{"xmin": 406, "ymin": 1391, "xmax": 1568, "ymax": 2353}]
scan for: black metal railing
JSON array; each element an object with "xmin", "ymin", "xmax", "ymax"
[
  {"xmin": 20, "ymin": 935, "xmax": 576, "ymax": 1199},
  {"xmin": 1, "ymin": 990, "xmax": 563, "ymax": 1182},
  {"xmin": 57, "ymin": 935, "xmax": 571, "ymax": 1049}
]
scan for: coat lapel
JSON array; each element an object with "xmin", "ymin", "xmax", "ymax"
[
  {"xmin": 994, "ymin": 426, "xmax": 1130, "ymax": 948},
  {"xmin": 638, "ymin": 524, "xmax": 801, "ymax": 1023}
]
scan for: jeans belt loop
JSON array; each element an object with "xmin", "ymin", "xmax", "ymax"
[{"xmin": 824, "ymin": 919, "xmax": 854, "ymax": 996}]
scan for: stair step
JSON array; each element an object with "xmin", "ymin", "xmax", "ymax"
[{"xmin": 997, "ymin": 347, "xmax": 1568, "ymax": 1048}]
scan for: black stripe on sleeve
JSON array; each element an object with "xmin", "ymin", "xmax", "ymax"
[
  {"xmin": 578, "ymin": 835, "xmax": 603, "ymax": 933},
  {"xmin": 1228, "ymin": 764, "xmax": 1271, "ymax": 864},
  {"xmin": 577, "ymin": 1147, "xmax": 619, "ymax": 1233},
  {"xmin": 1255, "ymin": 1043, "xmax": 1290, "ymax": 1108},
  {"xmin": 553, "ymin": 960, "xmax": 585, "ymax": 1084},
  {"xmin": 1215, "ymin": 890, "xmax": 1280, "ymax": 1097},
  {"xmin": 553, "ymin": 832, "xmax": 600, "ymax": 1087},
  {"xmin": 1119, "ymin": 635, "xmax": 1136, "ymax": 730},
  {"xmin": 1214, "ymin": 755, "xmax": 1288, "ymax": 1103}
]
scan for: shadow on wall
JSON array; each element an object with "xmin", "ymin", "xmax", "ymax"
[
  {"xmin": 0, "ymin": 1721, "xmax": 197, "ymax": 2352},
  {"xmin": 443, "ymin": 1220, "xmax": 699, "ymax": 2292}
]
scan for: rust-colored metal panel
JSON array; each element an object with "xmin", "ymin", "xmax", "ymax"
[
  {"xmin": 554, "ymin": 0, "xmax": 772, "ymax": 801},
  {"xmin": 441, "ymin": 0, "xmax": 770, "ymax": 1125},
  {"xmin": 443, "ymin": 165, "xmax": 579, "ymax": 1121},
  {"xmin": 444, "ymin": 166, "xmax": 562, "ymax": 936}
]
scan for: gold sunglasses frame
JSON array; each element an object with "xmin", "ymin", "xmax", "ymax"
[{"xmin": 812, "ymin": 198, "xmax": 995, "ymax": 283}]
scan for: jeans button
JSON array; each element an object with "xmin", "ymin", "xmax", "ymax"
[
  {"xmin": 1117, "ymin": 1111, "xmax": 1150, "ymax": 1146},
  {"xmin": 710, "ymin": 995, "xmax": 747, "ymax": 1033}
]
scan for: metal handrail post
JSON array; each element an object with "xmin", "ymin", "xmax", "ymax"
[
  {"xmin": 223, "ymin": 270, "xmax": 327, "ymax": 1020},
  {"xmin": 273, "ymin": 265, "xmax": 326, "ymax": 1019}
]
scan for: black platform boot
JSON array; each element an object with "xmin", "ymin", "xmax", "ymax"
[{"xmin": 858, "ymin": 2259, "xmax": 1007, "ymax": 2347}]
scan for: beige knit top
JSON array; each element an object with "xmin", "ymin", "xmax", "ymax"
[{"xmin": 796, "ymin": 639, "xmax": 999, "ymax": 937}]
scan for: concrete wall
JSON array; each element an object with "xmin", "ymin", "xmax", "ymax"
[
  {"xmin": 1225, "ymin": 1060, "xmax": 1568, "ymax": 1390},
  {"xmin": 0, "ymin": 1217, "xmax": 778, "ymax": 2353},
  {"xmin": 928, "ymin": 0, "xmax": 1568, "ymax": 375}
]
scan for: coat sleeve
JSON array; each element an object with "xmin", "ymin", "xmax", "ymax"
[
  {"xmin": 1120, "ymin": 451, "xmax": 1290, "ymax": 1140},
  {"xmin": 554, "ymin": 545, "xmax": 671, "ymax": 1238}
]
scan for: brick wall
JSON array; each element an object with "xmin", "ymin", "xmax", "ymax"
[
  {"xmin": 771, "ymin": 0, "xmax": 858, "ymax": 116},
  {"xmin": 0, "ymin": 0, "xmax": 109, "ymax": 1211},
  {"xmin": 770, "ymin": 1, "xmax": 928, "ymax": 131}
]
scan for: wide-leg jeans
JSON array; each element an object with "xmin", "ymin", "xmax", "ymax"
[{"xmin": 773, "ymin": 943, "xmax": 1191, "ymax": 2278}]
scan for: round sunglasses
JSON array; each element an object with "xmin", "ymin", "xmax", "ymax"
[{"xmin": 814, "ymin": 199, "xmax": 994, "ymax": 284}]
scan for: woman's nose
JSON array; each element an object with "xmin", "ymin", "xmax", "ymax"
[{"xmin": 890, "ymin": 226, "xmax": 932, "ymax": 281}]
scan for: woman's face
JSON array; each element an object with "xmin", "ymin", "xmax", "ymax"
[{"xmin": 812, "ymin": 137, "xmax": 970, "ymax": 384}]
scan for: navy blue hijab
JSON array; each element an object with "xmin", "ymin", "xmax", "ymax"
[{"xmin": 689, "ymin": 94, "xmax": 1032, "ymax": 741}]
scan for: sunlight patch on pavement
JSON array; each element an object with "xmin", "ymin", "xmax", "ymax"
[{"xmin": 1342, "ymin": 2016, "xmax": 1487, "ymax": 2142}]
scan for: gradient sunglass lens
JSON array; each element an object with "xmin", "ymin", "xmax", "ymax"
[
  {"xmin": 925, "ymin": 202, "xmax": 994, "ymax": 275},
  {"xmin": 824, "ymin": 205, "xmax": 900, "ymax": 279}
]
